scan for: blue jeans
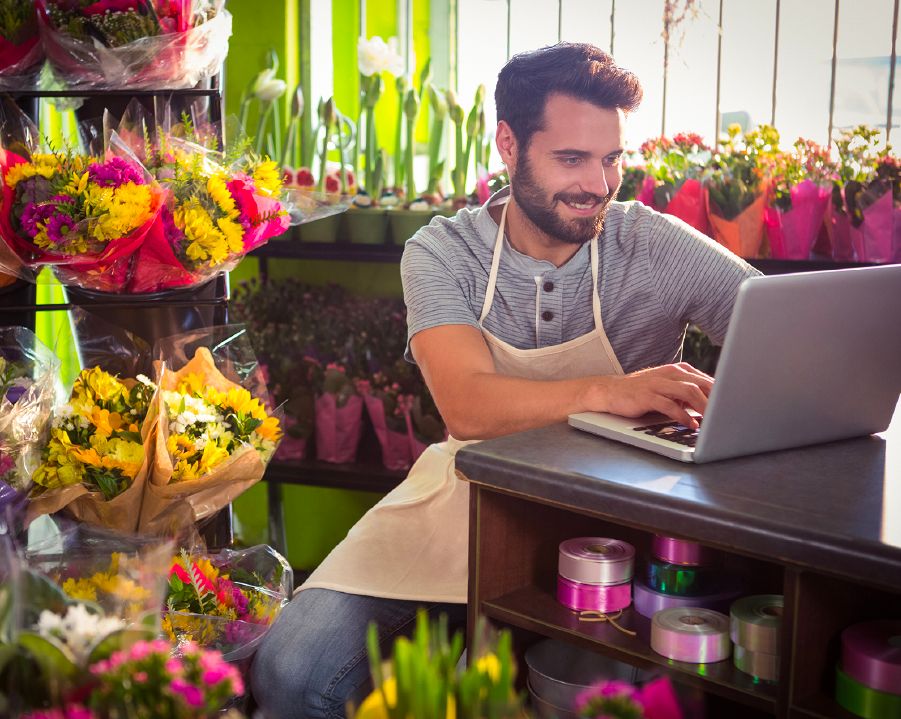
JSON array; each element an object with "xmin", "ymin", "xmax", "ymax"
[{"xmin": 250, "ymin": 589, "xmax": 466, "ymax": 719}]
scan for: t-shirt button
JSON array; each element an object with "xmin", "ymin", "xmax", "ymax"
[
  {"xmin": 543, "ymin": 281, "xmax": 554, "ymax": 292},
  {"xmin": 541, "ymin": 310, "xmax": 554, "ymax": 322}
]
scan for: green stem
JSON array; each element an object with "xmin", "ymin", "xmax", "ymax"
[
  {"xmin": 405, "ymin": 117, "xmax": 415, "ymax": 201},
  {"xmin": 272, "ymin": 93, "xmax": 283, "ymax": 161},
  {"xmin": 317, "ymin": 124, "xmax": 329, "ymax": 193},
  {"xmin": 299, "ymin": 0, "xmax": 313, "ymax": 167},
  {"xmin": 394, "ymin": 96, "xmax": 405, "ymax": 188},
  {"xmin": 280, "ymin": 116, "xmax": 299, "ymax": 168},
  {"xmin": 336, "ymin": 115, "xmax": 347, "ymax": 193},
  {"xmin": 254, "ymin": 102, "xmax": 273, "ymax": 155},
  {"xmin": 365, "ymin": 106, "xmax": 376, "ymax": 192}
]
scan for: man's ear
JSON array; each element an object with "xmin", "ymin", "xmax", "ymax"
[{"xmin": 495, "ymin": 121, "xmax": 518, "ymax": 174}]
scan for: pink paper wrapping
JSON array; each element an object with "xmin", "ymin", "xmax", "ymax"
[
  {"xmin": 851, "ymin": 191, "xmax": 900, "ymax": 264},
  {"xmin": 665, "ymin": 179, "xmax": 710, "ymax": 235},
  {"xmin": 638, "ymin": 677, "xmax": 685, "ymax": 719},
  {"xmin": 826, "ymin": 203, "xmax": 858, "ymax": 261},
  {"xmin": 273, "ymin": 416, "xmax": 307, "ymax": 461},
  {"xmin": 399, "ymin": 396, "xmax": 432, "ymax": 464},
  {"xmin": 636, "ymin": 177, "xmax": 710, "ymax": 235},
  {"xmin": 765, "ymin": 180, "xmax": 831, "ymax": 260},
  {"xmin": 362, "ymin": 393, "xmax": 413, "ymax": 471},
  {"xmin": 314, "ymin": 393, "xmax": 363, "ymax": 464}
]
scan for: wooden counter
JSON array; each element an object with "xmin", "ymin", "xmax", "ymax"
[{"xmin": 455, "ymin": 402, "xmax": 901, "ymax": 718}]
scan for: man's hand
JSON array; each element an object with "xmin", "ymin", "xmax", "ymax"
[{"xmin": 586, "ymin": 363, "xmax": 714, "ymax": 429}]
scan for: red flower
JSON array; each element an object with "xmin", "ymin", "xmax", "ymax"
[
  {"xmin": 295, "ymin": 168, "xmax": 315, "ymax": 187},
  {"xmin": 325, "ymin": 174, "xmax": 340, "ymax": 193},
  {"xmin": 82, "ymin": 0, "xmax": 141, "ymax": 15}
]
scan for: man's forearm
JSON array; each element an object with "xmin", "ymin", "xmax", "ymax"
[{"xmin": 442, "ymin": 372, "xmax": 601, "ymax": 440}]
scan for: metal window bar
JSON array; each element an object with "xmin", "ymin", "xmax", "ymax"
[
  {"xmin": 888, "ymin": 0, "xmax": 899, "ymax": 142},
  {"xmin": 771, "ymin": 0, "xmax": 780, "ymax": 127}
]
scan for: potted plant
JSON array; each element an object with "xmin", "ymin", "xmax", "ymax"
[
  {"xmin": 637, "ymin": 132, "xmax": 711, "ymax": 234},
  {"xmin": 702, "ymin": 123, "xmax": 776, "ymax": 258},
  {"xmin": 763, "ymin": 135, "xmax": 836, "ymax": 259}
]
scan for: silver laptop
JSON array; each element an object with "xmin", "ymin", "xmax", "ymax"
[{"xmin": 569, "ymin": 265, "xmax": 901, "ymax": 463}]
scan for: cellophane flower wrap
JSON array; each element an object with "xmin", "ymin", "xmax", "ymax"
[
  {"xmin": 139, "ymin": 327, "xmax": 282, "ymax": 533},
  {"xmin": 703, "ymin": 123, "xmax": 775, "ymax": 258},
  {"xmin": 0, "ymin": 138, "xmax": 165, "ymax": 291},
  {"xmin": 131, "ymin": 135, "xmax": 289, "ymax": 292},
  {"xmin": 25, "ymin": 366, "xmax": 157, "ymax": 533},
  {"xmin": 637, "ymin": 133, "xmax": 711, "ymax": 234},
  {"xmin": 761, "ymin": 135, "xmax": 835, "ymax": 259},
  {"xmin": 0, "ymin": 328, "xmax": 62, "ymax": 501},
  {"xmin": 163, "ymin": 544, "xmax": 291, "ymax": 662},
  {"xmin": 313, "ymin": 361, "xmax": 363, "ymax": 464},
  {"xmin": 357, "ymin": 374, "xmax": 414, "ymax": 471},
  {"xmin": 36, "ymin": 0, "xmax": 232, "ymax": 90},
  {"xmin": 0, "ymin": 0, "xmax": 44, "ymax": 90}
]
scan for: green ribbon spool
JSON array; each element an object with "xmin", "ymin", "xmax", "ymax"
[
  {"xmin": 836, "ymin": 666, "xmax": 901, "ymax": 718},
  {"xmin": 645, "ymin": 558, "xmax": 721, "ymax": 597}
]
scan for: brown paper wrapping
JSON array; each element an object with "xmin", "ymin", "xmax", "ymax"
[
  {"xmin": 25, "ymin": 384, "xmax": 159, "ymax": 533},
  {"xmin": 706, "ymin": 191, "xmax": 768, "ymax": 258},
  {"xmin": 138, "ymin": 347, "xmax": 267, "ymax": 532}
]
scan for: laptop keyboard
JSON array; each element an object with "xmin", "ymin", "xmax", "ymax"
[{"xmin": 632, "ymin": 418, "xmax": 703, "ymax": 447}]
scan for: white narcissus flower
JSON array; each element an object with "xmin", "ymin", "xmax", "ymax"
[
  {"xmin": 37, "ymin": 604, "xmax": 125, "ymax": 664},
  {"xmin": 357, "ymin": 36, "xmax": 404, "ymax": 77},
  {"xmin": 253, "ymin": 68, "xmax": 288, "ymax": 103}
]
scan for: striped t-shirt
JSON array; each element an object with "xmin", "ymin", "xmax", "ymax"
[{"xmin": 400, "ymin": 189, "xmax": 761, "ymax": 373}]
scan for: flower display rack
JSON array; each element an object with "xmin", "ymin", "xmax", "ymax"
[{"xmin": 0, "ymin": 77, "xmax": 234, "ymax": 550}]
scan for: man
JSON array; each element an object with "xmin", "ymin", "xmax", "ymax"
[{"xmin": 252, "ymin": 42, "xmax": 759, "ymax": 718}]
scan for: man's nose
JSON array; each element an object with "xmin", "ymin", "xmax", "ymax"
[{"xmin": 580, "ymin": 164, "xmax": 610, "ymax": 198}]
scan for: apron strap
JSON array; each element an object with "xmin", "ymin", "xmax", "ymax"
[{"xmin": 479, "ymin": 199, "xmax": 509, "ymax": 324}]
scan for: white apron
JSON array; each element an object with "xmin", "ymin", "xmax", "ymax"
[{"xmin": 301, "ymin": 199, "xmax": 624, "ymax": 603}]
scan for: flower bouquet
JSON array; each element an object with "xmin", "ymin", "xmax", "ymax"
[
  {"xmin": 638, "ymin": 133, "xmax": 711, "ymax": 234},
  {"xmin": 0, "ymin": 327, "xmax": 62, "ymax": 500},
  {"xmin": 25, "ymin": 367, "xmax": 157, "ymax": 533},
  {"xmin": 139, "ymin": 330, "xmax": 281, "ymax": 532},
  {"xmin": 831, "ymin": 125, "xmax": 900, "ymax": 263},
  {"xmin": 0, "ymin": 137, "xmax": 165, "ymax": 292},
  {"xmin": 132, "ymin": 137, "xmax": 290, "ymax": 293},
  {"xmin": 162, "ymin": 544, "xmax": 291, "ymax": 663},
  {"xmin": 0, "ymin": 0, "xmax": 43, "ymax": 90},
  {"xmin": 36, "ymin": 0, "xmax": 232, "ymax": 90},
  {"xmin": 763, "ymin": 136, "xmax": 836, "ymax": 259},
  {"xmin": 703, "ymin": 123, "xmax": 775, "ymax": 258}
]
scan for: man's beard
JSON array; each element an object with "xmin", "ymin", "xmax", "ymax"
[{"xmin": 511, "ymin": 153, "xmax": 617, "ymax": 245}]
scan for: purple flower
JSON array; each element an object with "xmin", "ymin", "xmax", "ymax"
[
  {"xmin": 46, "ymin": 214, "xmax": 76, "ymax": 245},
  {"xmin": 5, "ymin": 385, "xmax": 26, "ymax": 404},
  {"xmin": 19, "ymin": 202, "xmax": 55, "ymax": 238},
  {"xmin": 87, "ymin": 157, "xmax": 144, "ymax": 188},
  {"xmin": 17, "ymin": 176, "xmax": 53, "ymax": 205}
]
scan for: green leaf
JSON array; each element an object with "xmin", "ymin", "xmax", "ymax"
[{"xmin": 17, "ymin": 631, "xmax": 79, "ymax": 698}]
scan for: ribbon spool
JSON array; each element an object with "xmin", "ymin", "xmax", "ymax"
[
  {"xmin": 651, "ymin": 535, "xmax": 721, "ymax": 566},
  {"xmin": 841, "ymin": 621, "xmax": 901, "ymax": 696},
  {"xmin": 734, "ymin": 645, "xmax": 779, "ymax": 683},
  {"xmin": 645, "ymin": 558, "xmax": 722, "ymax": 597},
  {"xmin": 836, "ymin": 666, "xmax": 901, "ymax": 718},
  {"xmin": 730, "ymin": 595, "xmax": 784, "ymax": 655},
  {"xmin": 633, "ymin": 579, "xmax": 742, "ymax": 619},
  {"xmin": 556, "ymin": 575, "xmax": 632, "ymax": 613},
  {"xmin": 650, "ymin": 607, "xmax": 732, "ymax": 664},
  {"xmin": 558, "ymin": 538, "xmax": 635, "ymax": 585}
]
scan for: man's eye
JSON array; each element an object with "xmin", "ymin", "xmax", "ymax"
[
  {"xmin": 561, "ymin": 157, "xmax": 581, "ymax": 166},
  {"xmin": 605, "ymin": 156, "xmax": 623, "ymax": 167}
]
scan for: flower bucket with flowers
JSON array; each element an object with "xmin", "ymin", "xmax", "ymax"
[
  {"xmin": 0, "ymin": 0, "xmax": 43, "ymax": 90},
  {"xmin": 638, "ymin": 132, "xmax": 711, "ymax": 234},
  {"xmin": 36, "ymin": 0, "xmax": 232, "ymax": 90},
  {"xmin": 354, "ymin": 611, "xmax": 523, "ymax": 719},
  {"xmin": 703, "ymin": 123, "xmax": 776, "ymax": 258},
  {"xmin": 313, "ymin": 361, "xmax": 363, "ymax": 464},
  {"xmin": 763, "ymin": 135, "xmax": 836, "ymax": 259},
  {"xmin": 831, "ymin": 125, "xmax": 901, "ymax": 263},
  {"xmin": 357, "ymin": 374, "xmax": 414, "ymax": 471}
]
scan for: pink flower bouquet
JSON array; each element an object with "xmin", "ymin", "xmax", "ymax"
[
  {"xmin": 0, "ymin": 0, "xmax": 43, "ymax": 90},
  {"xmin": 638, "ymin": 133, "xmax": 711, "ymax": 234}
]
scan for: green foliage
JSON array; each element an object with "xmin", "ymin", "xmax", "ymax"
[
  {"xmin": 0, "ymin": 0, "xmax": 35, "ymax": 41},
  {"xmin": 362, "ymin": 611, "xmax": 522, "ymax": 719}
]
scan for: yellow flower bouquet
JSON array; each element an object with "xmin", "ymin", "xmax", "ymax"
[
  {"xmin": 138, "ymin": 346, "xmax": 282, "ymax": 532},
  {"xmin": 25, "ymin": 367, "xmax": 157, "ymax": 533}
]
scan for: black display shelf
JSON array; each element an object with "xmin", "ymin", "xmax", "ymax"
[
  {"xmin": 252, "ymin": 239, "xmax": 404, "ymax": 263},
  {"xmin": 265, "ymin": 458, "xmax": 405, "ymax": 494}
]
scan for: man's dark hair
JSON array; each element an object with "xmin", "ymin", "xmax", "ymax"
[{"xmin": 495, "ymin": 42, "xmax": 643, "ymax": 148}]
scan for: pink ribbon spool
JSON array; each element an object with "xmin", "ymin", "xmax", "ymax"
[
  {"xmin": 650, "ymin": 607, "xmax": 732, "ymax": 664},
  {"xmin": 841, "ymin": 620, "xmax": 901, "ymax": 695},
  {"xmin": 651, "ymin": 535, "xmax": 720, "ymax": 567},
  {"xmin": 556, "ymin": 575, "xmax": 632, "ymax": 613},
  {"xmin": 558, "ymin": 537, "xmax": 635, "ymax": 585}
]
